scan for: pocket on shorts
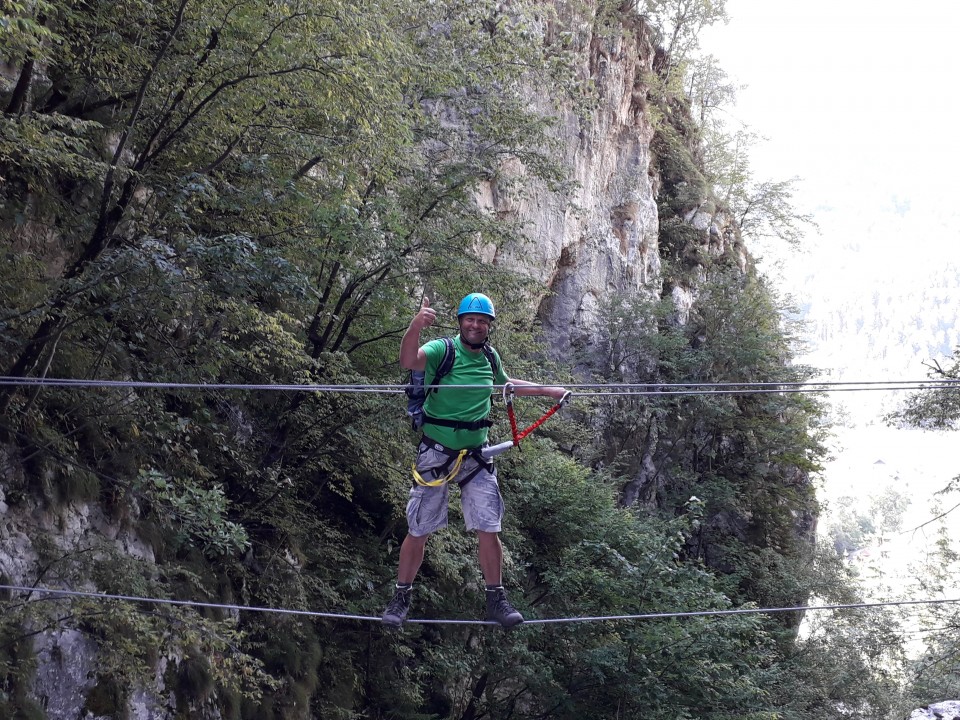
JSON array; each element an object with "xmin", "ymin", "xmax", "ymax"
[
  {"xmin": 461, "ymin": 469, "xmax": 504, "ymax": 533},
  {"xmin": 407, "ymin": 485, "xmax": 447, "ymax": 535}
]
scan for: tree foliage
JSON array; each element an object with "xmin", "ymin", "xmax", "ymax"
[
  {"xmin": 0, "ymin": 0, "xmax": 906, "ymax": 717},
  {"xmin": 617, "ymin": 0, "xmax": 728, "ymax": 78},
  {"xmin": 887, "ymin": 347, "xmax": 960, "ymax": 431},
  {"xmin": 883, "ymin": 349, "xmax": 960, "ymax": 713}
]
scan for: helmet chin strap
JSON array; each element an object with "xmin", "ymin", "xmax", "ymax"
[{"xmin": 461, "ymin": 336, "xmax": 488, "ymax": 350}]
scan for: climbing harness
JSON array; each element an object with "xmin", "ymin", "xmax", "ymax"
[
  {"xmin": 412, "ymin": 444, "xmax": 469, "ymax": 487},
  {"xmin": 482, "ymin": 383, "xmax": 573, "ymax": 461},
  {"xmin": 411, "ymin": 437, "xmax": 493, "ymax": 488}
]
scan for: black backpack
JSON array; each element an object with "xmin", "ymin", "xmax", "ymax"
[{"xmin": 405, "ymin": 337, "xmax": 499, "ymax": 430}]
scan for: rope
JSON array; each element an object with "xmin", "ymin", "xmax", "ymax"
[
  {"xmin": 0, "ymin": 375, "xmax": 957, "ymax": 396},
  {"xmin": 2, "ymin": 584, "xmax": 959, "ymax": 626},
  {"xmin": 514, "ymin": 402, "xmax": 564, "ymax": 442},
  {"xmin": 504, "ymin": 386, "xmax": 570, "ymax": 444},
  {"xmin": 0, "ymin": 376, "xmax": 404, "ymax": 393}
]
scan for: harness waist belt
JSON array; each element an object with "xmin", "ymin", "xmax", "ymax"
[
  {"xmin": 414, "ymin": 435, "xmax": 493, "ymax": 488},
  {"xmin": 422, "ymin": 414, "xmax": 492, "ymax": 431}
]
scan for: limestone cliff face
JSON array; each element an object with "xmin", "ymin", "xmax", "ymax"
[
  {"xmin": 477, "ymin": 4, "xmax": 745, "ymax": 368},
  {"xmin": 477, "ymin": 9, "xmax": 662, "ymax": 361}
]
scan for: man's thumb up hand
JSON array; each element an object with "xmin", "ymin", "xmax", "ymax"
[{"xmin": 415, "ymin": 296, "xmax": 436, "ymax": 329}]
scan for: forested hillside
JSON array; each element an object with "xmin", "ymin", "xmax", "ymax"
[{"xmin": 0, "ymin": 0, "xmax": 938, "ymax": 718}]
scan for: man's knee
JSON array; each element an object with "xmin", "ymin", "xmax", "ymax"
[
  {"xmin": 477, "ymin": 530, "xmax": 500, "ymax": 544},
  {"xmin": 405, "ymin": 532, "xmax": 430, "ymax": 548}
]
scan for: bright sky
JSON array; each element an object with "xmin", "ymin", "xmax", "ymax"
[
  {"xmin": 700, "ymin": 0, "xmax": 960, "ymax": 389},
  {"xmin": 702, "ymin": 0, "xmax": 960, "ymax": 256}
]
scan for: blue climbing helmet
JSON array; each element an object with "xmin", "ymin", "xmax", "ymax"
[{"xmin": 457, "ymin": 293, "xmax": 496, "ymax": 320}]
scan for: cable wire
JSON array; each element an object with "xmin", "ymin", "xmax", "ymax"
[
  {"xmin": 1, "ymin": 375, "xmax": 958, "ymax": 397},
  {"xmin": 2, "ymin": 584, "xmax": 959, "ymax": 626},
  {"xmin": 0, "ymin": 376, "xmax": 405, "ymax": 393}
]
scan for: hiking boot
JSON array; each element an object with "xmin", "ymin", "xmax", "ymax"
[
  {"xmin": 382, "ymin": 586, "xmax": 412, "ymax": 628},
  {"xmin": 485, "ymin": 586, "xmax": 524, "ymax": 629}
]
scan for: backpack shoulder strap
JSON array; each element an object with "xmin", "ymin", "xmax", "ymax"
[
  {"xmin": 429, "ymin": 337, "xmax": 457, "ymax": 393},
  {"xmin": 481, "ymin": 343, "xmax": 499, "ymax": 380}
]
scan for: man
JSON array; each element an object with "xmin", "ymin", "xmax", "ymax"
[{"xmin": 382, "ymin": 293, "xmax": 567, "ymax": 629}]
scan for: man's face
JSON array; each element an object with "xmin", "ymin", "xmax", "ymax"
[{"xmin": 458, "ymin": 313, "xmax": 492, "ymax": 345}]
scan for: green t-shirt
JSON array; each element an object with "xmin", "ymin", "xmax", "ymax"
[{"xmin": 421, "ymin": 335, "xmax": 509, "ymax": 450}]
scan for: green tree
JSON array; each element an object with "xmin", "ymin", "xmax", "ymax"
[
  {"xmin": 887, "ymin": 347, "xmax": 960, "ymax": 431},
  {"xmin": 686, "ymin": 53, "xmax": 741, "ymax": 127},
  {"xmin": 581, "ymin": 265, "xmax": 828, "ymax": 620},
  {"xmin": 625, "ymin": 0, "xmax": 729, "ymax": 76},
  {"xmin": 1, "ymin": 0, "xmax": 572, "ymax": 714},
  {"xmin": 701, "ymin": 127, "xmax": 818, "ymax": 249}
]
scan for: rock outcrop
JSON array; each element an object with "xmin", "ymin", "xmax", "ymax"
[
  {"xmin": 483, "ymin": 8, "xmax": 663, "ymax": 362},
  {"xmin": 910, "ymin": 701, "xmax": 960, "ymax": 719}
]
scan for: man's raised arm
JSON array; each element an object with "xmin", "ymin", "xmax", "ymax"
[{"xmin": 399, "ymin": 297, "xmax": 436, "ymax": 371}]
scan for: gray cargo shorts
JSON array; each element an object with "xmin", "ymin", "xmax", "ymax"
[{"xmin": 406, "ymin": 437, "xmax": 504, "ymax": 537}]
